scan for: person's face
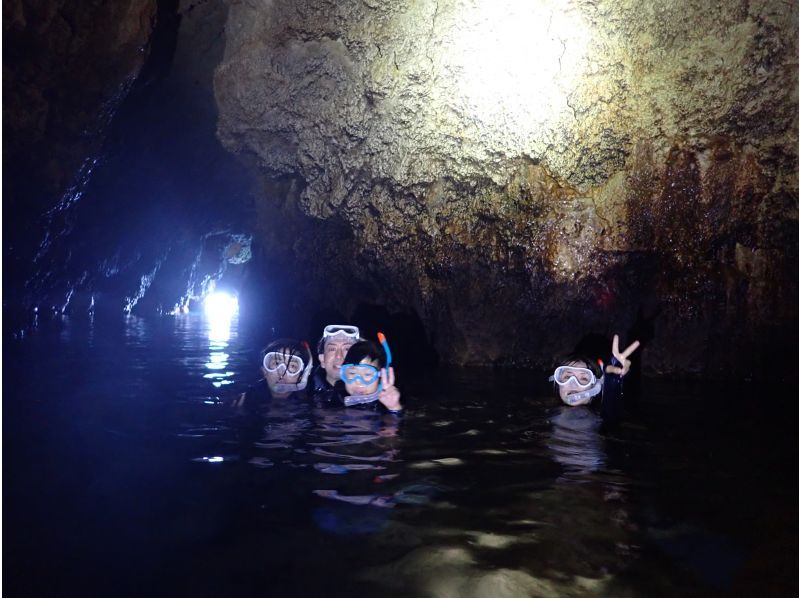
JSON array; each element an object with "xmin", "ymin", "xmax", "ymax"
[
  {"xmin": 319, "ymin": 338, "xmax": 356, "ymax": 385},
  {"xmin": 343, "ymin": 357, "xmax": 381, "ymax": 396},
  {"xmin": 557, "ymin": 360, "xmax": 593, "ymax": 402},
  {"xmin": 262, "ymin": 348, "xmax": 303, "ymax": 396}
]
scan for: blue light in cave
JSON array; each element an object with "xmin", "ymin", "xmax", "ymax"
[
  {"xmin": 203, "ymin": 291, "xmax": 238, "ymax": 390},
  {"xmin": 203, "ymin": 291, "xmax": 239, "ymax": 322}
]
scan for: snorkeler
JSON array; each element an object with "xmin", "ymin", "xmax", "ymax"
[
  {"xmin": 550, "ymin": 334, "xmax": 640, "ymax": 423},
  {"xmin": 310, "ymin": 324, "xmax": 361, "ymax": 405},
  {"xmin": 337, "ymin": 333, "xmax": 402, "ymax": 413},
  {"xmin": 232, "ymin": 338, "xmax": 313, "ymax": 415}
]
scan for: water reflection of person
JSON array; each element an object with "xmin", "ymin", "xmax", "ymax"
[
  {"xmin": 308, "ymin": 339, "xmax": 406, "ymax": 530},
  {"xmin": 542, "ymin": 334, "xmax": 642, "ymax": 579},
  {"xmin": 309, "ymin": 337, "xmax": 403, "ymax": 463},
  {"xmin": 309, "ymin": 402, "xmax": 404, "ymax": 531},
  {"xmin": 547, "ymin": 334, "xmax": 639, "ymax": 475},
  {"xmin": 232, "ymin": 338, "xmax": 313, "ymax": 415},
  {"xmin": 230, "ymin": 338, "xmax": 313, "ymax": 463},
  {"xmin": 551, "ymin": 334, "xmax": 640, "ymax": 425}
]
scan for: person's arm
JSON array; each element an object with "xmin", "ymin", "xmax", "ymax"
[
  {"xmin": 231, "ymin": 391, "xmax": 247, "ymax": 411},
  {"xmin": 601, "ymin": 335, "xmax": 640, "ymax": 424},
  {"xmin": 600, "ymin": 356, "xmax": 624, "ymax": 423},
  {"xmin": 230, "ymin": 382, "xmax": 258, "ymax": 415}
]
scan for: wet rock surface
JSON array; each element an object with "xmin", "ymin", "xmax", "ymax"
[
  {"xmin": 3, "ymin": 0, "xmax": 157, "ymax": 218},
  {"xmin": 214, "ymin": 0, "xmax": 798, "ymax": 374},
  {"xmin": 4, "ymin": 0, "xmax": 255, "ymax": 318}
]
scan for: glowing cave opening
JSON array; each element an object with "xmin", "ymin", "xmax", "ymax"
[{"xmin": 203, "ymin": 291, "xmax": 239, "ymax": 322}]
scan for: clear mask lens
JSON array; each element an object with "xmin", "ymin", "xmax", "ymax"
[
  {"xmin": 266, "ymin": 342, "xmax": 313, "ymax": 395},
  {"xmin": 340, "ymin": 364, "xmax": 380, "ymax": 385},
  {"xmin": 323, "ymin": 324, "xmax": 360, "ymax": 341},
  {"xmin": 263, "ymin": 352, "xmax": 304, "ymax": 377},
  {"xmin": 552, "ymin": 366, "xmax": 596, "ymax": 389}
]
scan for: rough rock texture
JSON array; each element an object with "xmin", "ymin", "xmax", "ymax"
[
  {"xmin": 3, "ymin": 0, "xmax": 157, "ymax": 221},
  {"xmin": 215, "ymin": 0, "xmax": 797, "ymax": 375}
]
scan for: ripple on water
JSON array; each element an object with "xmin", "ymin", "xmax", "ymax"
[{"xmin": 11, "ymin": 314, "xmax": 783, "ymax": 596}]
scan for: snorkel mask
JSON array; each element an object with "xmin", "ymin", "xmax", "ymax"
[
  {"xmin": 265, "ymin": 341, "xmax": 313, "ymax": 394},
  {"xmin": 342, "ymin": 332, "xmax": 392, "ymax": 407},
  {"xmin": 549, "ymin": 362, "xmax": 604, "ymax": 407},
  {"xmin": 322, "ymin": 324, "xmax": 360, "ymax": 347}
]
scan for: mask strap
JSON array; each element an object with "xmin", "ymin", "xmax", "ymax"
[{"xmin": 294, "ymin": 341, "xmax": 313, "ymax": 390}]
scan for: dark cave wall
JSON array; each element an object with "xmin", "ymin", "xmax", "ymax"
[
  {"xmin": 3, "ymin": 0, "xmax": 158, "ymax": 218},
  {"xmin": 4, "ymin": 0, "xmax": 258, "ymax": 317}
]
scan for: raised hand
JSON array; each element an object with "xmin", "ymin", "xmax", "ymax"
[
  {"xmin": 378, "ymin": 366, "xmax": 402, "ymax": 412},
  {"xmin": 605, "ymin": 334, "xmax": 640, "ymax": 376}
]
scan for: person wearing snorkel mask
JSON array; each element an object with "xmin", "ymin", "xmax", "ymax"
[
  {"xmin": 336, "ymin": 336, "xmax": 402, "ymax": 413},
  {"xmin": 311, "ymin": 324, "xmax": 362, "ymax": 405},
  {"xmin": 232, "ymin": 338, "xmax": 314, "ymax": 415},
  {"xmin": 550, "ymin": 334, "xmax": 640, "ymax": 423}
]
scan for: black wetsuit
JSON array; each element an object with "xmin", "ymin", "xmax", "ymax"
[
  {"xmin": 599, "ymin": 360, "xmax": 624, "ymax": 425},
  {"xmin": 310, "ymin": 366, "xmax": 402, "ymax": 415},
  {"xmin": 548, "ymin": 357, "xmax": 627, "ymax": 474},
  {"xmin": 310, "ymin": 366, "xmax": 344, "ymax": 407},
  {"xmin": 230, "ymin": 378, "xmax": 313, "ymax": 465},
  {"xmin": 232, "ymin": 378, "xmax": 305, "ymax": 416},
  {"xmin": 552, "ymin": 356, "xmax": 627, "ymax": 423}
]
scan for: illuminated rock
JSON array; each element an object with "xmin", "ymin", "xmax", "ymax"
[{"xmin": 214, "ymin": 0, "xmax": 797, "ymax": 373}]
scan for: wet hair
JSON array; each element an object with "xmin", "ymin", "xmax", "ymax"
[
  {"xmin": 342, "ymin": 340, "xmax": 386, "ymax": 369},
  {"xmin": 261, "ymin": 338, "xmax": 306, "ymax": 366}
]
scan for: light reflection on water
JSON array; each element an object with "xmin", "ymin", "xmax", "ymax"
[
  {"xmin": 4, "ymin": 313, "xmax": 794, "ymax": 597},
  {"xmin": 205, "ymin": 308, "xmax": 237, "ymax": 387}
]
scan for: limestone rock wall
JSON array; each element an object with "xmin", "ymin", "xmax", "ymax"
[{"xmin": 214, "ymin": 0, "xmax": 797, "ymax": 375}]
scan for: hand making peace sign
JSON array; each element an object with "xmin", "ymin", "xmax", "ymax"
[
  {"xmin": 605, "ymin": 334, "xmax": 640, "ymax": 377},
  {"xmin": 377, "ymin": 366, "xmax": 402, "ymax": 412}
]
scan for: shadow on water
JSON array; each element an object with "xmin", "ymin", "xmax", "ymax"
[{"xmin": 3, "ymin": 313, "xmax": 797, "ymax": 597}]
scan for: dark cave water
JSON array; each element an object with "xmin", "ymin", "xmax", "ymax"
[{"xmin": 3, "ymin": 312, "xmax": 796, "ymax": 597}]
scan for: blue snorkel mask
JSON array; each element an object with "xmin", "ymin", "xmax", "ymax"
[{"xmin": 342, "ymin": 332, "xmax": 392, "ymax": 407}]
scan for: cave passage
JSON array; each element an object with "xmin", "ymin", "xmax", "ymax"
[{"xmin": 2, "ymin": 1, "xmax": 797, "ymax": 596}]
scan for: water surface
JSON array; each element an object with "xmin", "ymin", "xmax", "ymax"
[{"xmin": 4, "ymin": 313, "xmax": 796, "ymax": 597}]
